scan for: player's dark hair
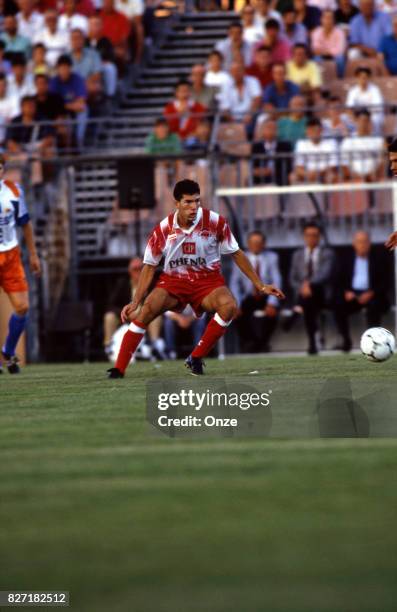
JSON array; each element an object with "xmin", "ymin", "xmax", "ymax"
[
  {"xmin": 303, "ymin": 221, "xmax": 322, "ymax": 233},
  {"xmin": 173, "ymin": 179, "xmax": 200, "ymax": 201},
  {"xmin": 266, "ymin": 18, "xmax": 280, "ymax": 30},
  {"xmin": 388, "ymin": 138, "xmax": 397, "ymax": 152},
  {"xmin": 355, "ymin": 66, "xmax": 371, "ymax": 77}
]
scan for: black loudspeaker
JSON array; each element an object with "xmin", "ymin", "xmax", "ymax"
[{"xmin": 117, "ymin": 158, "xmax": 155, "ymax": 209}]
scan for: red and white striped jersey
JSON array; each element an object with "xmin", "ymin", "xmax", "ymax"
[{"xmin": 143, "ymin": 207, "xmax": 239, "ymax": 280}]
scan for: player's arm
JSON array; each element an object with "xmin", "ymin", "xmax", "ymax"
[
  {"xmin": 22, "ymin": 221, "xmax": 41, "ymax": 276},
  {"xmin": 121, "ymin": 263, "xmax": 157, "ymax": 323},
  {"xmin": 385, "ymin": 232, "xmax": 397, "ymax": 250},
  {"xmin": 231, "ymin": 249, "xmax": 285, "ymax": 299}
]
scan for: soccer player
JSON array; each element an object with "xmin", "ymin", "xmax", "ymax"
[
  {"xmin": 385, "ymin": 138, "xmax": 397, "ymax": 250},
  {"xmin": 108, "ymin": 179, "xmax": 285, "ymax": 378},
  {"xmin": 0, "ymin": 155, "xmax": 40, "ymax": 373}
]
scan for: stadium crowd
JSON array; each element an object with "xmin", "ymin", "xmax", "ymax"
[
  {"xmin": 104, "ymin": 224, "xmax": 392, "ymax": 358},
  {"xmin": 147, "ymin": 0, "xmax": 397, "ymax": 185},
  {"xmin": 0, "ymin": 0, "xmax": 146, "ymax": 154}
]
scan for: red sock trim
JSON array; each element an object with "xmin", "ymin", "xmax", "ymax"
[{"xmin": 191, "ymin": 317, "xmax": 230, "ymax": 358}]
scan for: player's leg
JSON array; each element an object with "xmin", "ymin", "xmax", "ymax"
[
  {"xmin": 186, "ymin": 286, "xmax": 238, "ymax": 374},
  {"xmin": 2, "ymin": 290, "xmax": 29, "ymax": 374},
  {"xmin": 109, "ymin": 288, "xmax": 179, "ymax": 377}
]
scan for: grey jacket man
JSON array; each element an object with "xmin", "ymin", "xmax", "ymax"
[
  {"xmin": 289, "ymin": 246, "xmax": 335, "ymax": 301},
  {"xmin": 230, "ymin": 249, "xmax": 282, "ymax": 307}
]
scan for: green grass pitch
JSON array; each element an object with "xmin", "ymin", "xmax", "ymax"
[{"xmin": 1, "ymin": 355, "xmax": 397, "ymax": 612}]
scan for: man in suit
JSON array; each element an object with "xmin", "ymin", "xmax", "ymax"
[
  {"xmin": 230, "ymin": 230, "xmax": 282, "ymax": 352},
  {"xmin": 333, "ymin": 231, "xmax": 390, "ymax": 352},
  {"xmin": 289, "ymin": 222, "xmax": 335, "ymax": 354},
  {"xmin": 252, "ymin": 118, "xmax": 292, "ymax": 185}
]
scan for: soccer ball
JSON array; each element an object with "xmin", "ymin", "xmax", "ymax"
[{"xmin": 360, "ymin": 327, "xmax": 396, "ymax": 362}]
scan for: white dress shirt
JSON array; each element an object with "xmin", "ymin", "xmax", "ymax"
[
  {"xmin": 294, "ymin": 138, "xmax": 338, "ymax": 172},
  {"xmin": 17, "ymin": 11, "xmax": 45, "ymax": 40},
  {"xmin": 218, "ymin": 75, "xmax": 262, "ymax": 118},
  {"xmin": 340, "ymin": 136, "xmax": 384, "ymax": 177}
]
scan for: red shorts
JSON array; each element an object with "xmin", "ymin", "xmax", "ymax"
[
  {"xmin": 0, "ymin": 247, "xmax": 28, "ymax": 293},
  {"xmin": 156, "ymin": 272, "xmax": 226, "ymax": 317}
]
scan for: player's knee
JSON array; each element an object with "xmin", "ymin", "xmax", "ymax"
[{"xmin": 218, "ymin": 299, "xmax": 238, "ymax": 322}]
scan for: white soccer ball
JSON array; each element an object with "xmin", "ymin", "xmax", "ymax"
[{"xmin": 360, "ymin": 327, "xmax": 396, "ymax": 362}]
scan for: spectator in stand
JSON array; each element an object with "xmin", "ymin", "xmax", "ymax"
[
  {"xmin": 34, "ymin": 72, "xmax": 65, "ymax": 120},
  {"xmin": 49, "ymin": 54, "xmax": 87, "ymax": 146},
  {"xmin": 345, "ymin": 66, "xmax": 384, "ymax": 134},
  {"xmin": 70, "ymin": 28, "xmax": 102, "ymax": 80},
  {"xmin": 100, "ymin": 0, "xmax": 131, "ymax": 71},
  {"xmin": 340, "ymin": 109, "xmax": 385, "ymax": 181},
  {"xmin": 100, "ymin": 0, "xmax": 131, "ymax": 48},
  {"xmin": 16, "ymin": 0, "xmax": 44, "ymax": 40},
  {"xmin": 277, "ymin": 94, "xmax": 307, "ymax": 144},
  {"xmin": 321, "ymin": 94, "xmax": 353, "ymax": 137},
  {"xmin": 241, "ymin": 5, "xmax": 264, "ymax": 44},
  {"xmin": 163, "ymin": 79, "xmax": 206, "ymax": 141},
  {"xmin": 282, "ymin": 8, "xmax": 309, "ymax": 47},
  {"xmin": 378, "ymin": 14, "xmax": 397, "ymax": 74},
  {"xmin": 0, "ymin": 72, "xmax": 19, "ymax": 142},
  {"xmin": 215, "ymin": 22, "xmax": 253, "ymax": 70},
  {"xmin": 184, "ymin": 118, "xmax": 211, "ymax": 155},
  {"xmin": 145, "ymin": 117, "xmax": 182, "ymax": 154},
  {"xmin": 349, "ymin": 0, "xmax": 392, "ymax": 58},
  {"xmin": 218, "ymin": 61, "xmax": 262, "ymax": 129},
  {"xmin": 254, "ymin": 18, "xmax": 291, "ymax": 63},
  {"xmin": 1, "ymin": 15, "xmax": 31, "ymax": 58},
  {"xmin": 204, "ymin": 51, "xmax": 233, "ymax": 94},
  {"xmin": 254, "ymin": 0, "xmax": 282, "ymax": 31},
  {"xmin": 334, "ymin": 0, "xmax": 359, "ymax": 25},
  {"xmin": 252, "ymin": 118, "xmax": 292, "ymax": 185},
  {"xmin": 294, "ymin": 0, "xmax": 322, "ymax": 30},
  {"xmin": 6, "ymin": 94, "xmax": 55, "ymax": 157},
  {"xmin": 311, "ymin": 9, "xmax": 347, "ymax": 76},
  {"xmin": 75, "ymin": 0, "xmax": 95, "ymax": 17},
  {"xmin": 290, "ymin": 117, "xmax": 338, "ymax": 183},
  {"xmin": 114, "ymin": 0, "xmax": 144, "ymax": 63},
  {"xmin": 35, "ymin": 10, "xmax": 69, "ymax": 68},
  {"xmin": 286, "ymin": 43, "xmax": 322, "ymax": 102},
  {"xmin": 307, "ymin": 0, "xmax": 337, "ymax": 9},
  {"xmin": 28, "ymin": 43, "xmax": 50, "ymax": 76},
  {"xmin": 0, "ymin": 41, "xmax": 12, "ymax": 75},
  {"xmin": 230, "ymin": 230, "xmax": 282, "ymax": 353},
  {"xmin": 190, "ymin": 64, "xmax": 217, "ymax": 110},
  {"xmin": 87, "ymin": 16, "xmax": 117, "ymax": 98},
  {"xmin": 333, "ymin": 230, "xmax": 390, "ymax": 352},
  {"xmin": 7, "ymin": 54, "xmax": 35, "ymax": 104},
  {"xmin": 263, "ymin": 62, "xmax": 300, "ymax": 111},
  {"xmin": 246, "ymin": 45, "xmax": 273, "ymax": 88},
  {"xmin": 59, "ymin": 0, "xmax": 88, "ymax": 35}
]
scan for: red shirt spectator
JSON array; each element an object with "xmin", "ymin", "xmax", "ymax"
[
  {"xmin": 246, "ymin": 45, "xmax": 273, "ymax": 88},
  {"xmin": 100, "ymin": 0, "xmax": 131, "ymax": 47},
  {"xmin": 254, "ymin": 18, "xmax": 291, "ymax": 63},
  {"xmin": 163, "ymin": 80, "xmax": 207, "ymax": 139}
]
